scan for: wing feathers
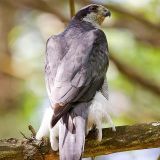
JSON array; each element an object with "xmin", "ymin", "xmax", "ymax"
[{"xmin": 46, "ymin": 29, "xmax": 109, "ymax": 125}]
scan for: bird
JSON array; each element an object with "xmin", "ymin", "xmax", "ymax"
[
  {"xmin": 36, "ymin": 92, "xmax": 116, "ymax": 150},
  {"xmin": 36, "ymin": 4, "xmax": 115, "ymax": 160}
]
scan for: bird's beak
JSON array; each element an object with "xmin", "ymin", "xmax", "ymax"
[{"xmin": 103, "ymin": 9, "xmax": 111, "ymax": 17}]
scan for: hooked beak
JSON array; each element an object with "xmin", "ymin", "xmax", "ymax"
[{"xmin": 104, "ymin": 9, "xmax": 111, "ymax": 17}]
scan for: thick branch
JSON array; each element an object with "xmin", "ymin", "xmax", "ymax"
[
  {"xmin": 0, "ymin": 122, "xmax": 160, "ymax": 160},
  {"xmin": 110, "ymin": 54, "xmax": 160, "ymax": 95}
]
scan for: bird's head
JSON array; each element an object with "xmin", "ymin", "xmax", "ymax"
[{"xmin": 74, "ymin": 4, "xmax": 111, "ymax": 27}]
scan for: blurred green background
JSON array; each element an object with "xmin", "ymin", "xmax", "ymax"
[{"xmin": 0, "ymin": 0, "xmax": 159, "ymax": 159}]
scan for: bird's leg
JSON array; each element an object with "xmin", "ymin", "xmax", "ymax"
[
  {"xmin": 94, "ymin": 116, "xmax": 102, "ymax": 142},
  {"xmin": 103, "ymin": 111, "xmax": 116, "ymax": 132},
  {"xmin": 49, "ymin": 124, "xmax": 59, "ymax": 151}
]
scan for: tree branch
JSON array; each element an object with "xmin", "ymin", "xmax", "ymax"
[{"xmin": 0, "ymin": 122, "xmax": 160, "ymax": 159}]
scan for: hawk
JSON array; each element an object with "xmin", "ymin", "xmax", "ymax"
[{"xmin": 36, "ymin": 4, "xmax": 115, "ymax": 160}]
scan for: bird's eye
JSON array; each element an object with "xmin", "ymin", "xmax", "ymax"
[{"xmin": 89, "ymin": 6, "xmax": 97, "ymax": 12}]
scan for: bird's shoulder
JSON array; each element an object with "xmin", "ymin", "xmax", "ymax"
[
  {"xmin": 81, "ymin": 28, "xmax": 107, "ymax": 48},
  {"xmin": 93, "ymin": 28, "xmax": 106, "ymax": 37},
  {"xmin": 45, "ymin": 34, "xmax": 67, "ymax": 57},
  {"xmin": 82, "ymin": 27, "xmax": 106, "ymax": 39},
  {"xmin": 46, "ymin": 35, "xmax": 61, "ymax": 47},
  {"xmin": 93, "ymin": 28, "xmax": 107, "ymax": 43}
]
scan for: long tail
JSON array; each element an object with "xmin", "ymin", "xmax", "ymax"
[{"xmin": 59, "ymin": 102, "xmax": 89, "ymax": 160}]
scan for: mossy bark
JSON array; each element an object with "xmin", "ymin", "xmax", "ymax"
[{"xmin": 0, "ymin": 122, "xmax": 160, "ymax": 160}]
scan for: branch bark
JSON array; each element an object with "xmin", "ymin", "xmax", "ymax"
[{"xmin": 0, "ymin": 122, "xmax": 160, "ymax": 160}]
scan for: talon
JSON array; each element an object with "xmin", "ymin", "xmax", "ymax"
[
  {"xmin": 97, "ymin": 129, "xmax": 102, "ymax": 142},
  {"xmin": 112, "ymin": 126, "xmax": 116, "ymax": 132}
]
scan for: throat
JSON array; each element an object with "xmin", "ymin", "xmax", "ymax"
[{"xmin": 82, "ymin": 16, "xmax": 101, "ymax": 28}]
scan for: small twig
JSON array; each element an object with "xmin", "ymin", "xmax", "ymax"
[
  {"xmin": 69, "ymin": 0, "xmax": 75, "ymax": 18},
  {"xmin": 28, "ymin": 125, "xmax": 36, "ymax": 137},
  {"xmin": 20, "ymin": 131, "xmax": 29, "ymax": 140}
]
